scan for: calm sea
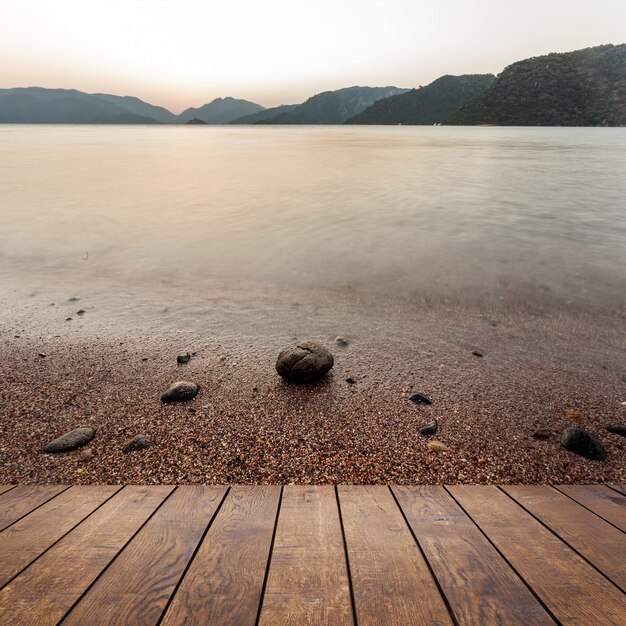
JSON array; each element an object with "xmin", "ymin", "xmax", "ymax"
[{"xmin": 1, "ymin": 125, "xmax": 625, "ymax": 321}]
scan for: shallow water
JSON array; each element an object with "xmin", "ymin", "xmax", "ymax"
[{"xmin": 1, "ymin": 125, "xmax": 625, "ymax": 322}]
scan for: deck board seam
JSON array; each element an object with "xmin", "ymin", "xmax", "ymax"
[
  {"xmin": 0, "ymin": 485, "xmax": 71, "ymax": 534},
  {"xmin": 334, "ymin": 485, "xmax": 359, "ymax": 626},
  {"xmin": 606, "ymin": 485, "xmax": 626, "ymax": 498},
  {"xmin": 498, "ymin": 485, "xmax": 626, "ymax": 594},
  {"xmin": 443, "ymin": 486, "xmax": 561, "ymax": 625},
  {"xmin": 0, "ymin": 485, "xmax": 125, "ymax": 593},
  {"xmin": 57, "ymin": 485, "xmax": 178, "ymax": 626},
  {"xmin": 389, "ymin": 486, "xmax": 460, "ymax": 626},
  {"xmin": 254, "ymin": 485, "xmax": 283, "ymax": 626},
  {"xmin": 550, "ymin": 484, "xmax": 626, "ymax": 535},
  {"xmin": 154, "ymin": 485, "xmax": 231, "ymax": 626}
]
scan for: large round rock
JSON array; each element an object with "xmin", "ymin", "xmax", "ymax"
[
  {"xmin": 275, "ymin": 341, "xmax": 334, "ymax": 383},
  {"xmin": 161, "ymin": 381, "xmax": 199, "ymax": 403}
]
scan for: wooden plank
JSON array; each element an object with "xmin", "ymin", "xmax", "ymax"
[
  {"xmin": 259, "ymin": 485, "xmax": 353, "ymax": 626},
  {"xmin": 554, "ymin": 485, "xmax": 626, "ymax": 533},
  {"xmin": 0, "ymin": 485, "xmax": 120, "ymax": 588},
  {"xmin": 448, "ymin": 485, "xmax": 626, "ymax": 625},
  {"xmin": 0, "ymin": 485, "xmax": 67, "ymax": 532},
  {"xmin": 609, "ymin": 484, "xmax": 626, "ymax": 497},
  {"xmin": 62, "ymin": 486, "xmax": 227, "ymax": 626},
  {"xmin": 504, "ymin": 485, "xmax": 626, "ymax": 592},
  {"xmin": 161, "ymin": 485, "xmax": 281, "ymax": 626},
  {"xmin": 0, "ymin": 487, "xmax": 15, "ymax": 497},
  {"xmin": 338, "ymin": 485, "xmax": 452, "ymax": 626},
  {"xmin": 393, "ymin": 486, "xmax": 554, "ymax": 625},
  {"xmin": 0, "ymin": 485, "xmax": 172, "ymax": 626}
]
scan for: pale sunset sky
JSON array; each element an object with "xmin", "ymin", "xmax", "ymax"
[{"xmin": 1, "ymin": 0, "xmax": 624, "ymax": 112}]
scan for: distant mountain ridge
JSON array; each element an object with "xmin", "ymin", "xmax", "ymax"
[
  {"xmin": 257, "ymin": 86, "xmax": 409, "ymax": 124},
  {"xmin": 345, "ymin": 75, "xmax": 495, "ymax": 125},
  {"xmin": 445, "ymin": 44, "xmax": 626, "ymax": 126},
  {"xmin": 177, "ymin": 97, "xmax": 264, "ymax": 124}
]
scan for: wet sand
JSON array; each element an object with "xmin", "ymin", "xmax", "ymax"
[{"xmin": 1, "ymin": 286, "xmax": 624, "ymax": 485}]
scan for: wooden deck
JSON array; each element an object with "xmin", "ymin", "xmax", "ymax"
[{"xmin": 0, "ymin": 484, "xmax": 624, "ymax": 625}]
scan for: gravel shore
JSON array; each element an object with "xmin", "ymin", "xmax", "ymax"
[{"xmin": 1, "ymin": 298, "xmax": 624, "ymax": 484}]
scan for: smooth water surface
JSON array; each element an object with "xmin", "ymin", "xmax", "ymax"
[{"xmin": 1, "ymin": 125, "xmax": 625, "ymax": 316}]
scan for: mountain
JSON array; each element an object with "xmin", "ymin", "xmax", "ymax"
[
  {"xmin": 92, "ymin": 93, "xmax": 177, "ymax": 124},
  {"xmin": 177, "ymin": 97, "xmax": 264, "ymax": 124},
  {"xmin": 445, "ymin": 44, "xmax": 626, "ymax": 126},
  {"xmin": 0, "ymin": 88, "xmax": 159, "ymax": 123},
  {"xmin": 345, "ymin": 74, "xmax": 495, "ymax": 125},
  {"xmin": 260, "ymin": 86, "xmax": 409, "ymax": 124},
  {"xmin": 228, "ymin": 104, "xmax": 299, "ymax": 124}
]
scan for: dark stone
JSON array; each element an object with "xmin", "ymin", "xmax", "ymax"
[
  {"xmin": 177, "ymin": 352, "xmax": 191, "ymax": 364},
  {"xmin": 560, "ymin": 427, "xmax": 607, "ymax": 461},
  {"xmin": 77, "ymin": 309, "xmax": 86, "ymax": 316},
  {"xmin": 531, "ymin": 429, "xmax": 551, "ymax": 439},
  {"xmin": 186, "ymin": 117, "xmax": 208, "ymax": 125},
  {"xmin": 38, "ymin": 353, "xmax": 46, "ymax": 358},
  {"xmin": 275, "ymin": 341, "xmax": 334, "ymax": 383},
  {"xmin": 346, "ymin": 377, "xmax": 356, "ymax": 385},
  {"xmin": 472, "ymin": 351, "xmax": 483, "ymax": 357},
  {"xmin": 409, "ymin": 393, "xmax": 432, "ymax": 405},
  {"xmin": 335, "ymin": 336, "xmax": 349, "ymax": 348},
  {"xmin": 605, "ymin": 424, "xmax": 626, "ymax": 437},
  {"xmin": 122, "ymin": 435, "xmax": 148, "ymax": 453},
  {"xmin": 161, "ymin": 381, "xmax": 199, "ymax": 403},
  {"xmin": 419, "ymin": 420, "xmax": 438, "ymax": 436},
  {"xmin": 43, "ymin": 427, "xmax": 95, "ymax": 453},
  {"xmin": 68, "ymin": 297, "xmax": 80, "ymax": 302}
]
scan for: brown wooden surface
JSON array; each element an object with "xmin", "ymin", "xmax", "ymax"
[
  {"xmin": 0, "ymin": 485, "xmax": 172, "ymax": 626},
  {"xmin": 393, "ymin": 485, "xmax": 554, "ymax": 625},
  {"xmin": 0, "ymin": 485, "xmax": 120, "ymax": 588},
  {"xmin": 504, "ymin": 485, "xmax": 626, "ymax": 591},
  {"xmin": 0, "ymin": 487, "xmax": 14, "ymax": 497},
  {"xmin": 161, "ymin": 485, "xmax": 281, "ymax": 626},
  {"xmin": 448, "ymin": 485, "xmax": 626, "ymax": 625},
  {"xmin": 0, "ymin": 484, "xmax": 623, "ymax": 626},
  {"xmin": 259, "ymin": 485, "xmax": 353, "ymax": 626},
  {"xmin": 339, "ymin": 485, "xmax": 452, "ymax": 626},
  {"xmin": 62, "ymin": 486, "xmax": 227, "ymax": 626},
  {"xmin": 0, "ymin": 484, "xmax": 67, "ymax": 532},
  {"xmin": 555, "ymin": 484, "xmax": 626, "ymax": 532},
  {"xmin": 609, "ymin": 484, "xmax": 626, "ymax": 496}
]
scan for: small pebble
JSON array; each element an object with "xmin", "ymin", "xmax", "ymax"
[
  {"xmin": 38, "ymin": 353, "xmax": 46, "ymax": 358},
  {"xmin": 346, "ymin": 377, "xmax": 356, "ymax": 385},
  {"xmin": 605, "ymin": 424, "xmax": 626, "ymax": 437},
  {"xmin": 419, "ymin": 420, "xmax": 438, "ymax": 436},
  {"xmin": 177, "ymin": 352, "xmax": 191, "ymax": 364},
  {"xmin": 335, "ymin": 336, "xmax": 349, "ymax": 348},
  {"xmin": 161, "ymin": 381, "xmax": 199, "ymax": 403},
  {"xmin": 409, "ymin": 393, "xmax": 432, "ymax": 405},
  {"xmin": 565, "ymin": 409, "xmax": 585, "ymax": 420},
  {"xmin": 122, "ymin": 435, "xmax": 148, "ymax": 453},
  {"xmin": 77, "ymin": 447, "xmax": 93, "ymax": 462},
  {"xmin": 427, "ymin": 441, "xmax": 448, "ymax": 453},
  {"xmin": 531, "ymin": 429, "xmax": 551, "ymax": 440},
  {"xmin": 472, "ymin": 351, "xmax": 483, "ymax": 357},
  {"xmin": 77, "ymin": 309, "xmax": 86, "ymax": 316}
]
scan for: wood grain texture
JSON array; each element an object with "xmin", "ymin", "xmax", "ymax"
[
  {"xmin": 393, "ymin": 486, "xmax": 553, "ymax": 625},
  {"xmin": 504, "ymin": 485, "xmax": 626, "ymax": 591},
  {"xmin": 161, "ymin": 485, "xmax": 281, "ymax": 626},
  {"xmin": 338, "ymin": 485, "xmax": 452, "ymax": 626},
  {"xmin": 555, "ymin": 484, "xmax": 626, "ymax": 532},
  {"xmin": 448, "ymin": 485, "xmax": 626, "ymax": 625},
  {"xmin": 0, "ymin": 485, "xmax": 172, "ymax": 626},
  {"xmin": 0, "ymin": 487, "xmax": 14, "ymax": 497},
  {"xmin": 609, "ymin": 484, "xmax": 626, "ymax": 496},
  {"xmin": 0, "ymin": 485, "xmax": 120, "ymax": 588},
  {"xmin": 0, "ymin": 485, "xmax": 67, "ymax": 532},
  {"xmin": 259, "ymin": 485, "xmax": 353, "ymax": 626},
  {"xmin": 62, "ymin": 486, "xmax": 227, "ymax": 626}
]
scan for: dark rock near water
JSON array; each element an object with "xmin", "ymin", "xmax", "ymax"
[
  {"xmin": 161, "ymin": 381, "xmax": 199, "ymax": 403},
  {"xmin": 605, "ymin": 424, "xmax": 626, "ymax": 437},
  {"xmin": 560, "ymin": 427, "xmax": 606, "ymax": 461},
  {"xmin": 177, "ymin": 352, "xmax": 191, "ymax": 364},
  {"xmin": 531, "ymin": 429, "xmax": 551, "ymax": 440},
  {"xmin": 275, "ymin": 341, "xmax": 334, "ymax": 383},
  {"xmin": 335, "ymin": 336, "xmax": 349, "ymax": 348},
  {"xmin": 123, "ymin": 435, "xmax": 148, "ymax": 453},
  {"xmin": 43, "ymin": 427, "xmax": 95, "ymax": 453},
  {"xmin": 409, "ymin": 393, "xmax": 432, "ymax": 405},
  {"xmin": 419, "ymin": 420, "xmax": 438, "ymax": 436}
]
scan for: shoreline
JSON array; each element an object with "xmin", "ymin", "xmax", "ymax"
[{"xmin": 1, "ymin": 301, "xmax": 624, "ymax": 485}]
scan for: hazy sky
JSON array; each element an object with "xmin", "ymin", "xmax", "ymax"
[{"xmin": 1, "ymin": 0, "xmax": 624, "ymax": 112}]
